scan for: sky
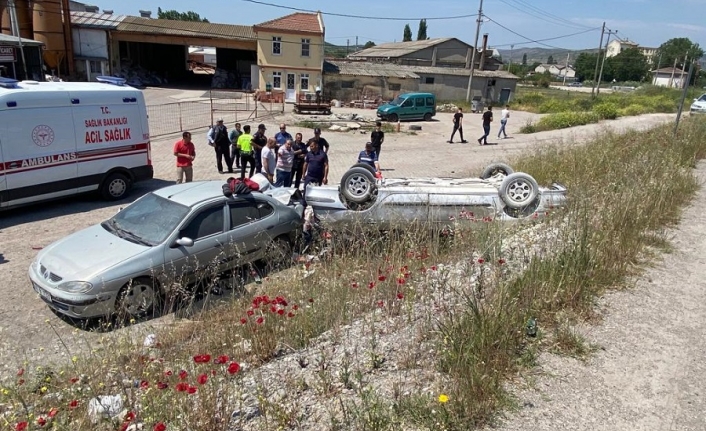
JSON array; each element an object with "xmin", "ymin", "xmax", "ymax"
[{"xmin": 90, "ymin": 0, "xmax": 706, "ymax": 52}]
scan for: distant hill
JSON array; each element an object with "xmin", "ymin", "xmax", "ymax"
[
  {"xmin": 324, "ymin": 42, "xmax": 363, "ymax": 59},
  {"xmin": 495, "ymin": 47, "xmax": 599, "ymax": 64}
]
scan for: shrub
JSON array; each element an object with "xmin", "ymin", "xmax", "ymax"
[
  {"xmin": 619, "ymin": 104, "xmax": 648, "ymax": 117},
  {"xmin": 593, "ymin": 102, "xmax": 619, "ymax": 120},
  {"xmin": 519, "ymin": 121, "xmax": 537, "ymax": 134},
  {"xmin": 538, "ymin": 99, "xmax": 572, "ymax": 114},
  {"xmin": 533, "ymin": 111, "xmax": 600, "ymax": 132}
]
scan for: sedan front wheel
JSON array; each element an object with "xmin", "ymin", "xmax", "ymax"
[{"xmin": 115, "ymin": 277, "xmax": 161, "ymax": 320}]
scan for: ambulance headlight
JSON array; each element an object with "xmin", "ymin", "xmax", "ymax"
[{"xmin": 57, "ymin": 281, "xmax": 93, "ymax": 294}]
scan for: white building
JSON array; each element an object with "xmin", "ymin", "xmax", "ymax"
[{"xmin": 651, "ymin": 67, "xmax": 688, "ymax": 88}]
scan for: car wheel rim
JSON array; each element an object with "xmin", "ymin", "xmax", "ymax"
[
  {"xmin": 123, "ymin": 283, "xmax": 155, "ymax": 315},
  {"xmin": 346, "ymin": 174, "xmax": 371, "ymax": 197},
  {"xmin": 507, "ymin": 180, "xmax": 532, "ymax": 204},
  {"xmin": 109, "ymin": 179, "xmax": 127, "ymax": 197}
]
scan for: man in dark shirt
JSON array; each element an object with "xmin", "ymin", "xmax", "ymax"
[
  {"xmin": 478, "ymin": 106, "xmax": 493, "ymax": 146},
  {"xmin": 448, "ymin": 107, "xmax": 468, "ymax": 144},
  {"xmin": 251, "ymin": 123, "xmax": 267, "ymax": 174},
  {"xmin": 310, "ymin": 128, "xmax": 330, "ymax": 153},
  {"xmin": 302, "ymin": 139, "xmax": 329, "ymax": 201},
  {"xmin": 291, "ymin": 132, "xmax": 308, "ymax": 189},
  {"xmin": 357, "ymin": 142, "xmax": 381, "ymax": 174},
  {"xmin": 370, "ymin": 121, "xmax": 385, "ymax": 156},
  {"xmin": 208, "ymin": 118, "xmax": 233, "ymax": 173}
]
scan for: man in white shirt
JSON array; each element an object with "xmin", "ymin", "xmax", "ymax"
[
  {"xmin": 498, "ymin": 105, "xmax": 510, "ymax": 139},
  {"xmin": 261, "ymin": 138, "xmax": 277, "ymax": 183}
]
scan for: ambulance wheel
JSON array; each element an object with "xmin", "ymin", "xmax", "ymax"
[{"xmin": 101, "ymin": 173, "xmax": 131, "ymax": 201}]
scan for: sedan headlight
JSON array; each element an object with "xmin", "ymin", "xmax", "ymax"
[{"xmin": 57, "ymin": 281, "xmax": 93, "ymax": 294}]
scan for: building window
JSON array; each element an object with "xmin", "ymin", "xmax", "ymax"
[
  {"xmin": 341, "ymin": 80, "xmax": 355, "ymax": 89},
  {"xmin": 388, "ymin": 83, "xmax": 401, "ymax": 91},
  {"xmin": 301, "ymin": 38, "xmax": 310, "ymax": 57},
  {"xmin": 89, "ymin": 61, "xmax": 101, "ymax": 74},
  {"xmin": 272, "ymin": 36, "xmax": 282, "ymax": 55},
  {"xmin": 424, "ymin": 77, "xmax": 435, "ymax": 84},
  {"xmin": 272, "ymin": 72, "xmax": 282, "ymax": 89},
  {"xmin": 300, "ymin": 73, "xmax": 309, "ymax": 90}
]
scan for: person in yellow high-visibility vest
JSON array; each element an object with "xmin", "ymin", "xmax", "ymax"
[{"xmin": 237, "ymin": 125, "xmax": 255, "ymax": 179}]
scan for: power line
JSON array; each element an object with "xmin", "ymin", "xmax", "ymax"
[
  {"xmin": 497, "ymin": 0, "xmax": 589, "ymax": 30},
  {"xmin": 483, "ymin": 14, "xmax": 578, "ymax": 50},
  {"xmin": 503, "ymin": 0, "xmax": 594, "ymax": 30},
  {"xmin": 240, "ymin": 0, "xmax": 476, "ymax": 20},
  {"xmin": 491, "ymin": 27, "xmax": 600, "ymax": 48}
]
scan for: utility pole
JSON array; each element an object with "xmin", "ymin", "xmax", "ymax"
[
  {"xmin": 346, "ymin": 39, "xmax": 349, "ymax": 55},
  {"xmin": 509, "ymin": 44, "xmax": 514, "ymax": 73},
  {"xmin": 355, "ymin": 36, "xmax": 358, "ymax": 49},
  {"xmin": 674, "ymin": 60, "xmax": 694, "ymax": 136},
  {"xmin": 668, "ymin": 57, "xmax": 678, "ymax": 87},
  {"xmin": 562, "ymin": 51, "xmax": 570, "ymax": 85},
  {"xmin": 591, "ymin": 22, "xmax": 605, "ymax": 97},
  {"xmin": 7, "ymin": 0, "xmax": 28, "ymax": 80},
  {"xmin": 596, "ymin": 29, "xmax": 616, "ymax": 95},
  {"xmin": 678, "ymin": 50, "xmax": 688, "ymax": 88},
  {"xmin": 652, "ymin": 52, "xmax": 662, "ymax": 85},
  {"xmin": 465, "ymin": 0, "xmax": 484, "ymax": 103}
]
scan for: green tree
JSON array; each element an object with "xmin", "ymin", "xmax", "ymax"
[
  {"xmin": 609, "ymin": 47, "xmax": 650, "ymax": 82},
  {"xmin": 363, "ymin": 41, "xmax": 376, "ymax": 49},
  {"xmin": 574, "ymin": 52, "xmax": 599, "ymax": 81},
  {"xmin": 522, "ymin": 53, "xmax": 527, "ymax": 65},
  {"xmin": 416, "ymin": 19, "xmax": 428, "ymax": 40},
  {"xmin": 157, "ymin": 7, "xmax": 209, "ymax": 22},
  {"xmin": 403, "ymin": 24, "xmax": 413, "ymax": 42},
  {"xmin": 547, "ymin": 55, "xmax": 555, "ymax": 64},
  {"xmin": 655, "ymin": 37, "xmax": 704, "ymax": 69}
]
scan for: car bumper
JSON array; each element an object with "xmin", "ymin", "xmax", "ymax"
[
  {"xmin": 28, "ymin": 266, "xmax": 115, "ymax": 319},
  {"xmin": 690, "ymin": 107, "xmax": 706, "ymax": 114}
]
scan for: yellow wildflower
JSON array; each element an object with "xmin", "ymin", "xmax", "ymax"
[{"xmin": 438, "ymin": 394, "xmax": 449, "ymax": 403}]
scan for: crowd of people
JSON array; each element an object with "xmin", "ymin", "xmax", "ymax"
[{"xmin": 173, "ymin": 120, "xmax": 387, "ymax": 189}]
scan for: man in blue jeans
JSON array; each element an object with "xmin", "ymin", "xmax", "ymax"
[{"xmin": 478, "ymin": 106, "xmax": 493, "ymax": 145}]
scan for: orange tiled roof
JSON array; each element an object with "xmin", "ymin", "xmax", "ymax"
[{"xmin": 254, "ymin": 12, "xmax": 322, "ymax": 34}]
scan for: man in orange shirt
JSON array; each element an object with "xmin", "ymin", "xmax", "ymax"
[{"xmin": 174, "ymin": 131, "xmax": 196, "ymax": 183}]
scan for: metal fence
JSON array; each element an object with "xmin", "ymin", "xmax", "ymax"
[{"xmin": 147, "ymin": 90, "xmax": 286, "ymax": 139}]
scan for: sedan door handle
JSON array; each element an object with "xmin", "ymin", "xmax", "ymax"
[{"xmin": 266, "ymin": 225, "xmax": 275, "ymax": 230}]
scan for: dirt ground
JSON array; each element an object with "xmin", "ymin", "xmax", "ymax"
[{"xmin": 0, "ymin": 85, "xmax": 681, "ymax": 405}]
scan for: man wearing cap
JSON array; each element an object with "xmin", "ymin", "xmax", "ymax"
[
  {"xmin": 251, "ymin": 123, "xmax": 268, "ymax": 174},
  {"xmin": 310, "ymin": 128, "xmax": 330, "ymax": 153},
  {"xmin": 207, "ymin": 118, "xmax": 233, "ymax": 174},
  {"xmin": 357, "ymin": 142, "xmax": 381, "ymax": 174}
]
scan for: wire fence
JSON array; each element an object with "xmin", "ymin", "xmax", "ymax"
[{"xmin": 147, "ymin": 91, "xmax": 286, "ymax": 139}]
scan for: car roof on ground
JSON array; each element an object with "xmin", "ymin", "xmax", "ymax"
[{"xmin": 152, "ymin": 181, "xmax": 258, "ymax": 207}]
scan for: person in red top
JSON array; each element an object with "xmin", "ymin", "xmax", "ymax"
[{"xmin": 174, "ymin": 131, "xmax": 196, "ymax": 183}]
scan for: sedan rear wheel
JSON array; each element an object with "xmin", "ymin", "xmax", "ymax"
[
  {"xmin": 498, "ymin": 172, "xmax": 540, "ymax": 209},
  {"xmin": 116, "ymin": 277, "xmax": 161, "ymax": 320},
  {"xmin": 341, "ymin": 167, "xmax": 377, "ymax": 204},
  {"xmin": 262, "ymin": 236, "xmax": 293, "ymax": 275}
]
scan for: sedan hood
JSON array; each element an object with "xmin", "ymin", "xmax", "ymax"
[{"xmin": 37, "ymin": 224, "xmax": 150, "ymax": 282}]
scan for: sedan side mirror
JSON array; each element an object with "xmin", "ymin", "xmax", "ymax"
[{"xmin": 175, "ymin": 237, "xmax": 194, "ymax": 248}]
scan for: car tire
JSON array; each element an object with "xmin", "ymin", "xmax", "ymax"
[
  {"xmin": 262, "ymin": 236, "xmax": 292, "ymax": 275},
  {"xmin": 498, "ymin": 172, "xmax": 540, "ymax": 210},
  {"xmin": 423, "ymin": 113, "xmax": 432, "ymax": 121},
  {"xmin": 388, "ymin": 113, "xmax": 399, "ymax": 123},
  {"xmin": 115, "ymin": 277, "xmax": 161, "ymax": 320},
  {"xmin": 101, "ymin": 172, "xmax": 131, "ymax": 201},
  {"xmin": 480, "ymin": 162, "xmax": 515, "ymax": 179},
  {"xmin": 341, "ymin": 166, "xmax": 377, "ymax": 204},
  {"xmin": 350, "ymin": 162, "xmax": 376, "ymax": 176}
]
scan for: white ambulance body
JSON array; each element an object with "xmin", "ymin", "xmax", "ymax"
[{"xmin": 0, "ymin": 76, "xmax": 153, "ymax": 210}]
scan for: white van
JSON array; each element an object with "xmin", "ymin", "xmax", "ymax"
[{"xmin": 0, "ymin": 76, "xmax": 153, "ymax": 210}]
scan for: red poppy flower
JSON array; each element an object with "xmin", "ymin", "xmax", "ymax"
[
  {"xmin": 240, "ymin": 318, "xmax": 247, "ymax": 325},
  {"xmin": 140, "ymin": 380, "xmax": 149, "ymax": 389},
  {"xmin": 396, "ymin": 277, "xmax": 406, "ymax": 285},
  {"xmin": 175, "ymin": 382, "xmax": 189, "ymax": 392},
  {"xmin": 197, "ymin": 374, "xmax": 208, "ymax": 385},
  {"xmin": 68, "ymin": 400, "xmax": 79, "ymax": 409},
  {"xmin": 431, "ymin": 265, "xmax": 438, "ymax": 271},
  {"xmin": 16, "ymin": 368, "xmax": 24, "ymax": 376},
  {"xmin": 478, "ymin": 258, "xmax": 485, "ymax": 264},
  {"xmin": 277, "ymin": 309, "xmax": 285, "ymax": 316},
  {"xmin": 164, "ymin": 370, "xmax": 173, "ymax": 377},
  {"xmin": 351, "ymin": 282, "xmax": 359, "ymax": 288},
  {"xmin": 498, "ymin": 258, "xmax": 506, "ymax": 265},
  {"xmin": 293, "ymin": 305, "xmax": 299, "ymax": 311},
  {"xmin": 187, "ymin": 386, "xmax": 197, "ymax": 394},
  {"xmin": 36, "ymin": 417, "xmax": 47, "ymax": 427},
  {"xmin": 247, "ymin": 309, "xmax": 254, "ymax": 316},
  {"xmin": 304, "ymin": 262, "xmax": 311, "ymax": 270},
  {"xmin": 15, "ymin": 422, "xmax": 28, "ymax": 431},
  {"xmin": 275, "ymin": 296, "xmax": 288, "ymax": 306},
  {"xmin": 378, "ymin": 275, "xmax": 387, "ymax": 282},
  {"xmin": 157, "ymin": 382, "xmax": 169, "ymax": 390},
  {"xmin": 193, "ymin": 354, "xmax": 211, "ymax": 364},
  {"xmin": 125, "ymin": 411, "xmax": 136, "ymax": 422},
  {"xmin": 256, "ymin": 317, "xmax": 264, "ymax": 325},
  {"xmin": 288, "ymin": 312, "xmax": 295, "ymax": 318},
  {"xmin": 70, "ymin": 377, "xmax": 79, "ymax": 384},
  {"xmin": 404, "ymin": 272, "xmax": 411, "ymax": 279},
  {"xmin": 48, "ymin": 408, "xmax": 59, "ymax": 418},
  {"xmin": 211, "ymin": 369, "xmax": 217, "ymax": 376},
  {"xmin": 178, "ymin": 370, "xmax": 188, "ymax": 380},
  {"xmin": 215, "ymin": 355, "xmax": 229, "ymax": 364},
  {"xmin": 17, "ymin": 379, "xmax": 24, "ymax": 386},
  {"xmin": 154, "ymin": 423, "xmax": 167, "ymax": 431},
  {"xmin": 377, "ymin": 300, "xmax": 384, "ymax": 308},
  {"xmin": 368, "ymin": 282, "xmax": 376, "ymax": 289},
  {"xmin": 308, "ymin": 298, "xmax": 314, "ymax": 303},
  {"xmin": 270, "ymin": 305, "xmax": 277, "ymax": 313},
  {"xmin": 396, "ymin": 292, "xmax": 404, "ymax": 300},
  {"xmin": 227, "ymin": 362, "xmax": 240, "ymax": 374}
]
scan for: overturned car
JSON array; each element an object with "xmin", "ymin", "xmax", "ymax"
[{"xmin": 259, "ymin": 163, "xmax": 567, "ymax": 229}]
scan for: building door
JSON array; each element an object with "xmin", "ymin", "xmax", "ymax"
[
  {"xmin": 285, "ymin": 73, "xmax": 296, "ymax": 103},
  {"xmin": 499, "ymin": 88, "xmax": 511, "ymax": 104}
]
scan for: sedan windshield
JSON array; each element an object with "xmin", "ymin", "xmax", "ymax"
[
  {"xmin": 698, "ymin": 94, "xmax": 706, "ymax": 102},
  {"xmin": 103, "ymin": 193, "xmax": 190, "ymax": 245}
]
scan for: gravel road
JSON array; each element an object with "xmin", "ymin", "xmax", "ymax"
[
  {"xmin": 491, "ymin": 162, "xmax": 706, "ymax": 431},
  {"xmin": 0, "ymin": 87, "xmax": 677, "ymax": 382}
]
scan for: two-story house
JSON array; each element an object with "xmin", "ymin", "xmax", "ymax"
[{"xmin": 253, "ymin": 12, "xmax": 325, "ymax": 103}]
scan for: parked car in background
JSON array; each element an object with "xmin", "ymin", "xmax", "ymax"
[
  {"xmin": 377, "ymin": 92, "xmax": 436, "ymax": 122},
  {"xmin": 691, "ymin": 94, "xmax": 706, "ymax": 114},
  {"xmin": 29, "ymin": 181, "xmax": 303, "ymax": 321},
  {"xmin": 568, "ymin": 82, "xmax": 583, "ymax": 87}
]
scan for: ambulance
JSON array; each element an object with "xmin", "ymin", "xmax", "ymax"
[{"xmin": 0, "ymin": 76, "xmax": 153, "ymax": 210}]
